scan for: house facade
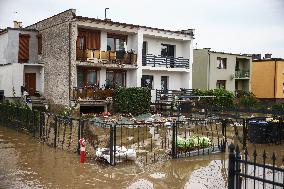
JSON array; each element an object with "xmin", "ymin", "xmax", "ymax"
[
  {"xmin": 0, "ymin": 27, "xmax": 44, "ymax": 99},
  {"xmin": 23, "ymin": 9, "xmax": 193, "ymax": 108},
  {"xmin": 193, "ymin": 48, "xmax": 252, "ymax": 93},
  {"xmin": 251, "ymin": 57, "xmax": 284, "ymax": 102}
]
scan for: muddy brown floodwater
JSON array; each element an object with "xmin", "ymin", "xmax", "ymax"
[{"xmin": 1, "ymin": 125, "xmax": 283, "ymax": 189}]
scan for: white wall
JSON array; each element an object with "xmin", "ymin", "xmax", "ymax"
[
  {"xmin": 0, "ymin": 63, "xmax": 24, "ymax": 97},
  {"xmin": 143, "ymin": 36, "xmax": 190, "ymax": 58},
  {"xmin": 24, "ymin": 65, "xmax": 44, "ymax": 94},
  {"xmin": 7, "ymin": 30, "xmax": 39, "ymax": 64},
  {"xmin": 0, "ymin": 32, "xmax": 8, "ymax": 64}
]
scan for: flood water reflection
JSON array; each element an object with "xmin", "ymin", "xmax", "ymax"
[{"xmin": 2, "ymin": 126, "xmax": 282, "ymax": 189}]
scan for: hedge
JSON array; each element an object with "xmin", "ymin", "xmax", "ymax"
[
  {"xmin": 113, "ymin": 87, "xmax": 151, "ymax": 115},
  {"xmin": 194, "ymin": 88, "xmax": 235, "ymax": 108}
]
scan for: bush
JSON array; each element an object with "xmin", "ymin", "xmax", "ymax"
[
  {"xmin": 238, "ymin": 92, "xmax": 258, "ymax": 108},
  {"xmin": 194, "ymin": 88, "xmax": 235, "ymax": 108},
  {"xmin": 113, "ymin": 87, "xmax": 151, "ymax": 115},
  {"xmin": 271, "ymin": 103, "xmax": 284, "ymax": 112}
]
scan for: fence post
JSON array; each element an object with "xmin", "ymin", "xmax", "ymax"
[
  {"xmin": 54, "ymin": 116, "xmax": 58, "ymax": 148},
  {"xmin": 172, "ymin": 121, "xmax": 177, "ymax": 159},
  {"xmin": 32, "ymin": 110, "xmax": 36, "ymax": 137},
  {"xmin": 235, "ymin": 146, "xmax": 242, "ymax": 189},
  {"xmin": 109, "ymin": 124, "xmax": 114, "ymax": 165},
  {"xmin": 77, "ymin": 119, "xmax": 82, "ymax": 155},
  {"xmin": 242, "ymin": 119, "xmax": 247, "ymax": 150},
  {"xmin": 228, "ymin": 143, "xmax": 235, "ymax": 189}
]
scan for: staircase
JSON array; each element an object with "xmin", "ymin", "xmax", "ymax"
[{"xmin": 30, "ymin": 96, "xmax": 48, "ymax": 110}]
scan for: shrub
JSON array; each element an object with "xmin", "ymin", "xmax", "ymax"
[
  {"xmin": 113, "ymin": 87, "xmax": 151, "ymax": 115},
  {"xmin": 193, "ymin": 88, "xmax": 235, "ymax": 108},
  {"xmin": 238, "ymin": 92, "xmax": 258, "ymax": 108},
  {"xmin": 271, "ymin": 103, "xmax": 284, "ymax": 112}
]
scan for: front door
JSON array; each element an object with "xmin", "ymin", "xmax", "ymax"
[{"xmin": 25, "ymin": 73, "xmax": 36, "ymax": 96}]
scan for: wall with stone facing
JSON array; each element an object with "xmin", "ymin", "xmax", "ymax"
[{"xmin": 27, "ymin": 9, "xmax": 76, "ymax": 106}]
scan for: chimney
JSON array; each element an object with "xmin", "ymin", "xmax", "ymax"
[
  {"xmin": 180, "ymin": 29, "xmax": 195, "ymax": 35},
  {"xmin": 13, "ymin": 21, "xmax": 22, "ymax": 28},
  {"xmin": 264, "ymin": 53, "xmax": 272, "ymax": 59}
]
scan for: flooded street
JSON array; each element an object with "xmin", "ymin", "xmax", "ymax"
[{"xmin": 0, "ymin": 126, "xmax": 228, "ymax": 189}]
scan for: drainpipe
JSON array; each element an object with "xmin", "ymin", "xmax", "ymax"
[
  {"xmin": 207, "ymin": 52, "xmax": 211, "ymax": 90},
  {"xmin": 68, "ymin": 22, "xmax": 72, "ymax": 107},
  {"xmin": 273, "ymin": 59, "xmax": 277, "ymax": 101}
]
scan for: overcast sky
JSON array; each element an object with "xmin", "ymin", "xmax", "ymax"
[{"xmin": 0, "ymin": 0, "xmax": 283, "ymax": 58}]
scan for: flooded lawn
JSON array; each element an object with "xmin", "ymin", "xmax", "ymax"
[{"xmin": 0, "ymin": 126, "xmax": 283, "ymax": 189}]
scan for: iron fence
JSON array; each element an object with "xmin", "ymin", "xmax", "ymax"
[{"xmin": 228, "ymin": 144, "xmax": 284, "ymax": 189}]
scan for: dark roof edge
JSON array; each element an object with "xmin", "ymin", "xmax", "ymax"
[
  {"xmin": 194, "ymin": 48, "xmax": 252, "ymax": 57},
  {"xmin": 0, "ymin": 27, "xmax": 38, "ymax": 35},
  {"xmin": 25, "ymin": 8, "xmax": 76, "ymax": 29},
  {"xmin": 253, "ymin": 58, "xmax": 284, "ymax": 62},
  {"xmin": 75, "ymin": 16, "xmax": 194, "ymax": 36}
]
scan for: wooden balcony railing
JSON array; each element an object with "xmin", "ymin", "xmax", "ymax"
[
  {"xmin": 142, "ymin": 54, "xmax": 190, "ymax": 69},
  {"xmin": 76, "ymin": 49, "xmax": 137, "ymax": 65},
  {"xmin": 72, "ymin": 87, "xmax": 113, "ymax": 101}
]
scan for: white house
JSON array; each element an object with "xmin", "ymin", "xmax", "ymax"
[
  {"xmin": 0, "ymin": 9, "xmax": 194, "ymax": 111},
  {"xmin": 0, "ymin": 25, "xmax": 44, "ymax": 99}
]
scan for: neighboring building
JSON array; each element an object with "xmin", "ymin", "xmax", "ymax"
[
  {"xmin": 193, "ymin": 48, "xmax": 252, "ymax": 93},
  {"xmin": 251, "ymin": 55, "xmax": 284, "ymax": 102},
  {"xmin": 0, "ymin": 25, "xmax": 44, "ymax": 99},
  {"xmin": 21, "ymin": 9, "xmax": 194, "ymax": 109}
]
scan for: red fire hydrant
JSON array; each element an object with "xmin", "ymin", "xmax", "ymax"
[{"xmin": 79, "ymin": 138, "xmax": 86, "ymax": 163}]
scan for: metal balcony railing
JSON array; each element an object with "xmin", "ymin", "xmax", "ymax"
[
  {"xmin": 142, "ymin": 54, "xmax": 190, "ymax": 69},
  {"xmin": 235, "ymin": 70, "xmax": 250, "ymax": 78}
]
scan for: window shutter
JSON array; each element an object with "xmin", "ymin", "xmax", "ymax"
[
  {"xmin": 18, "ymin": 34, "xmax": 30, "ymax": 63},
  {"xmin": 37, "ymin": 34, "xmax": 42, "ymax": 55}
]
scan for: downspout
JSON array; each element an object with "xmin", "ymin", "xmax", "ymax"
[
  {"xmin": 68, "ymin": 22, "xmax": 72, "ymax": 107},
  {"xmin": 207, "ymin": 52, "xmax": 211, "ymax": 90},
  {"xmin": 273, "ymin": 60, "xmax": 277, "ymax": 101}
]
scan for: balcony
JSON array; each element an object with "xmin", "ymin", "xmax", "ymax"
[
  {"xmin": 72, "ymin": 87, "xmax": 113, "ymax": 101},
  {"xmin": 235, "ymin": 70, "xmax": 250, "ymax": 79},
  {"xmin": 142, "ymin": 54, "xmax": 190, "ymax": 69},
  {"xmin": 76, "ymin": 49, "xmax": 137, "ymax": 67}
]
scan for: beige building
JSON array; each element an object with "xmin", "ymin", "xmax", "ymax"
[
  {"xmin": 193, "ymin": 48, "xmax": 252, "ymax": 93},
  {"xmin": 252, "ymin": 58, "xmax": 284, "ymax": 101}
]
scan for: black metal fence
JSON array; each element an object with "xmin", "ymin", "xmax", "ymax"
[
  {"xmin": 228, "ymin": 144, "xmax": 284, "ymax": 189},
  {"xmin": 0, "ymin": 103, "xmax": 85, "ymax": 155}
]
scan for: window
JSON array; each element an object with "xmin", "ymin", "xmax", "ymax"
[
  {"xmin": 18, "ymin": 33, "xmax": 30, "ymax": 63},
  {"xmin": 76, "ymin": 29, "xmax": 100, "ymax": 50},
  {"xmin": 141, "ymin": 75, "xmax": 154, "ymax": 89},
  {"xmin": 107, "ymin": 33, "xmax": 127, "ymax": 51},
  {"xmin": 106, "ymin": 70, "xmax": 126, "ymax": 88},
  {"xmin": 37, "ymin": 34, "xmax": 42, "ymax": 55},
  {"xmin": 77, "ymin": 67, "xmax": 98, "ymax": 88},
  {"xmin": 217, "ymin": 57, "xmax": 227, "ymax": 69},
  {"xmin": 161, "ymin": 76, "xmax": 168, "ymax": 91},
  {"xmin": 216, "ymin": 80, "xmax": 226, "ymax": 89},
  {"xmin": 142, "ymin": 41, "xmax": 147, "ymax": 56},
  {"xmin": 161, "ymin": 44, "xmax": 175, "ymax": 57}
]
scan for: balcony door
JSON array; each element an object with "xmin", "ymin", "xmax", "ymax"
[
  {"xmin": 161, "ymin": 44, "xmax": 175, "ymax": 57},
  {"xmin": 161, "ymin": 44, "xmax": 175, "ymax": 67},
  {"xmin": 25, "ymin": 73, "xmax": 36, "ymax": 96}
]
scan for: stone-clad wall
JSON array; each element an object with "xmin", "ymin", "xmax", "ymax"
[{"xmin": 27, "ymin": 9, "xmax": 76, "ymax": 106}]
